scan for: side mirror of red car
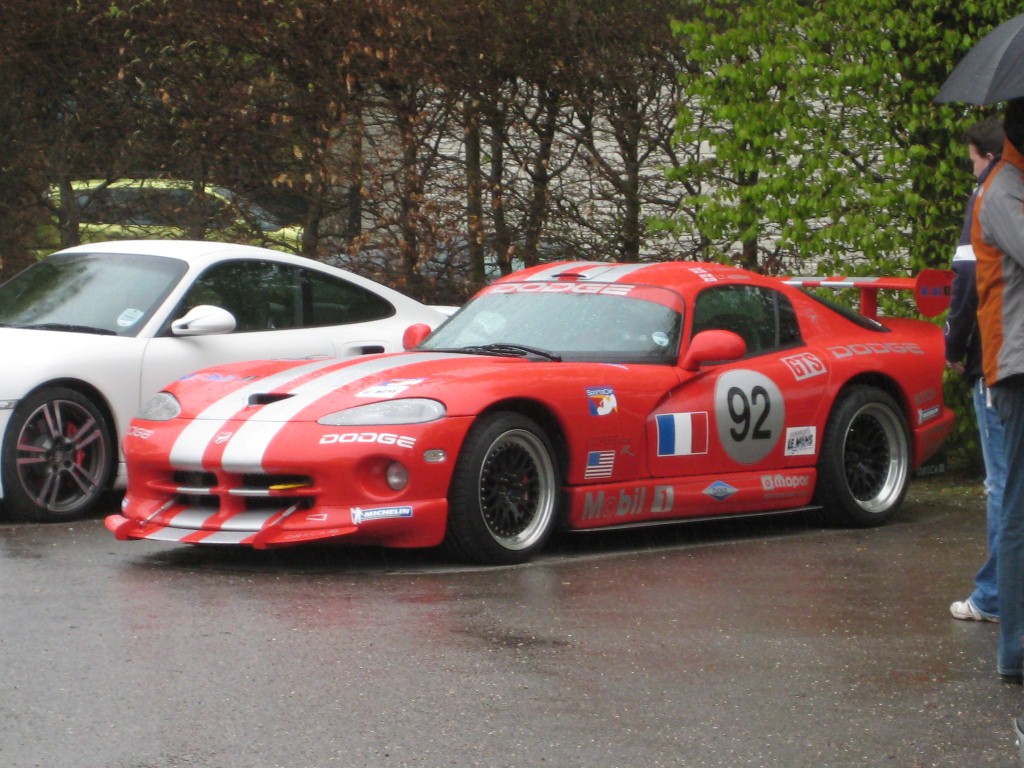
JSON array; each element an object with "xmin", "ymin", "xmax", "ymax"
[
  {"xmin": 680, "ymin": 330, "xmax": 747, "ymax": 371},
  {"xmin": 403, "ymin": 323, "xmax": 433, "ymax": 350}
]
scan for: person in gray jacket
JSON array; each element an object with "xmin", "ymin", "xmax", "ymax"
[{"xmin": 973, "ymin": 98, "xmax": 1024, "ymax": 682}]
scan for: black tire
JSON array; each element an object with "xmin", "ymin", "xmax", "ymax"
[
  {"xmin": 1, "ymin": 387, "xmax": 115, "ymax": 522},
  {"xmin": 815, "ymin": 385, "xmax": 910, "ymax": 527},
  {"xmin": 445, "ymin": 412, "xmax": 560, "ymax": 565}
]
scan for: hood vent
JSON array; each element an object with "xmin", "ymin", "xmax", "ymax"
[{"xmin": 248, "ymin": 392, "xmax": 294, "ymax": 407}]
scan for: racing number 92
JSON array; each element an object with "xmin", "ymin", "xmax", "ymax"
[
  {"xmin": 715, "ymin": 370, "xmax": 785, "ymax": 464},
  {"xmin": 727, "ymin": 385, "xmax": 772, "ymax": 442}
]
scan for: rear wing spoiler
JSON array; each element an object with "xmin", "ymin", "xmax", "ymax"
[{"xmin": 782, "ymin": 269, "xmax": 953, "ymax": 320}]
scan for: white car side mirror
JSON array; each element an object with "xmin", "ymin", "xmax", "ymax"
[{"xmin": 171, "ymin": 305, "xmax": 236, "ymax": 336}]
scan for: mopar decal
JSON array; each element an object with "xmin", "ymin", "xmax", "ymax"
[
  {"xmin": 714, "ymin": 370, "xmax": 784, "ymax": 464},
  {"xmin": 351, "ymin": 506, "xmax": 413, "ymax": 524},
  {"xmin": 761, "ymin": 474, "xmax": 811, "ymax": 492}
]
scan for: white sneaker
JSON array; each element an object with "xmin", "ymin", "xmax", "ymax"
[{"xmin": 950, "ymin": 598, "xmax": 998, "ymax": 622}]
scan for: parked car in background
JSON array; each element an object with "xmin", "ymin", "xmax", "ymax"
[
  {"xmin": 0, "ymin": 239, "xmax": 451, "ymax": 523},
  {"xmin": 43, "ymin": 178, "xmax": 302, "ymax": 252},
  {"xmin": 108, "ymin": 260, "xmax": 954, "ymax": 565}
]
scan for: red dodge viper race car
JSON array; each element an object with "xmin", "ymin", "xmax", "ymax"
[{"xmin": 106, "ymin": 260, "xmax": 954, "ymax": 565}]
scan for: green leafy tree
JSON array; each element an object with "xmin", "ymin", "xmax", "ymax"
[{"xmin": 668, "ymin": 0, "xmax": 1019, "ymax": 277}]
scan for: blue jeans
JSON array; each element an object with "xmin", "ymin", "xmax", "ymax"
[
  {"xmin": 992, "ymin": 378, "xmax": 1024, "ymax": 675},
  {"xmin": 969, "ymin": 378, "xmax": 1006, "ymax": 617}
]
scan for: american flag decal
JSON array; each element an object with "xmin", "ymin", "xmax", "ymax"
[{"xmin": 584, "ymin": 450, "xmax": 615, "ymax": 479}]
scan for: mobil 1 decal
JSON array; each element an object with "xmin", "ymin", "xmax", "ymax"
[{"xmin": 714, "ymin": 369, "xmax": 784, "ymax": 464}]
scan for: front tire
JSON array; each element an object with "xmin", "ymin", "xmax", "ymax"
[
  {"xmin": 815, "ymin": 385, "xmax": 910, "ymax": 527},
  {"xmin": 445, "ymin": 412, "xmax": 560, "ymax": 565},
  {"xmin": 1, "ymin": 387, "xmax": 115, "ymax": 522}
]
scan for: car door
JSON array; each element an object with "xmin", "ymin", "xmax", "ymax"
[{"xmin": 646, "ymin": 283, "xmax": 828, "ymax": 516}]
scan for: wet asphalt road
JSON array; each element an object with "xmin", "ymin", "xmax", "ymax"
[{"xmin": 1, "ymin": 480, "xmax": 1021, "ymax": 768}]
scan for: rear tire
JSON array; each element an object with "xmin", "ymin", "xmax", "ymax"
[
  {"xmin": 815, "ymin": 386, "xmax": 909, "ymax": 527},
  {"xmin": 1, "ymin": 387, "xmax": 115, "ymax": 522},
  {"xmin": 445, "ymin": 412, "xmax": 560, "ymax": 565}
]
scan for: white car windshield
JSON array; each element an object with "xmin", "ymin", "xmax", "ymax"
[
  {"xmin": 421, "ymin": 282, "xmax": 683, "ymax": 363},
  {"xmin": 0, "ymin": 251, "xmax": 188, "ymax": 337}
]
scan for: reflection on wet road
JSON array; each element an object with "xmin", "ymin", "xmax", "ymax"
[{"xmin": 0, "ymin": 481, "xmax": 1016, "ymax": 768}]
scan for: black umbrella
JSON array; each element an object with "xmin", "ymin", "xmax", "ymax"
[{"xmin": 935, "ymin": 13, "xmax": 1024, "ymax": 105}]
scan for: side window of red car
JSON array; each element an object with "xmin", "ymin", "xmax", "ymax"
[{"xmin": 692, "ymin": 285, "xmax": 802, "ymax": 354}]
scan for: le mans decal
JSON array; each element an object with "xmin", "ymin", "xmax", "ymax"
[{"xmin": 784, "ymin": 426, "xmax": 816, "ymax": 456}]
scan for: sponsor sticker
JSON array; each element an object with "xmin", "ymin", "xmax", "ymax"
[
  {"xmin": 703, "ymin": 480, "xmax": 737, "ymax": 501},
  {"xmin": 587, "ymin": 387, "xmax": 618, "ymax": 416},
  {"xmin": 781, "ymin": 352, "xmax": 827, "ymax": 381},
  {"xmin": 351, "ymin": 505, "xmax": 413, "ymax": 525},
  {"xmin": 356, "ymin": 378, "xmax": 425, "ymax": 398},
  {"xmin": 117, "ymin": 308, "xmax": 144, "ymax": 327},
  {"xmin": 761, "ymin": 474, "xmax": 811, "ymax": 492},
  {"xmin": 584, "ymin": 450, "xmax": 615, "ymax": 479},
  {"xmin": 488, "ymin": 282, "xmax": 634, "ymax": 296},
  {"xmin": 320, "ymin": 432, "xmax": 416, "ymax": 448},
  {"xmin": 827, "ymin": 342, "xmax": 923, "ymax": 358},
  {"xmin": 178, "ymin": 371, "xmax": 257, "ymax": 383},
  {"xmin": 126, "ymin": 425, "xmax": 153, "ymax": 440},
  {"xmin": 656, "ymin": 412, "xmax": 709, "ymax": 456},
  {"xmin": 784, "ymin": 426, "xmax": 816, "ymax": 456},
  {"xmin": 581, "ymin": 485, "xmax": 674, "ymax": 520},
  {"xmin": 688, "ymin": 266, "xmax": 719, "ymax": 283}
]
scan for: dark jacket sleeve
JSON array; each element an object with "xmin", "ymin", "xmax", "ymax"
[{"xmin": 943, "ymin": 258, "xmax": 982, "ymax": 382}]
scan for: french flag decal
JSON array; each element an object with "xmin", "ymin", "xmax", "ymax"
[{"xmin": 656, "ymin": 412, "xmax": 710, "ymax": 456}]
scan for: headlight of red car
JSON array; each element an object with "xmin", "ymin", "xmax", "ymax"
[
  {"xmin": 136, "ymin": 392, "xmax": 181, "ymax": 421},
  {"xmin": 317, "ymin": 398, "xmax": 446, "ymax": 426}
]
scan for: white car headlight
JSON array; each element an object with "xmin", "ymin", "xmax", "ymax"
[
  {"xmin": 137, "ymin": 392, "xmax": 181, "ymax": 421},
  {"xmin": 318, "ymin": 398, "xmax": 446, "ymax": 426}
]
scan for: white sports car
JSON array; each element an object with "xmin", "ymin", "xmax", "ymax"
[{"xmin": 0, "ymin": 240, "xmax": 451, "ymax": 522}]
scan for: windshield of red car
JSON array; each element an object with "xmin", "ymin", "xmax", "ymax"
[
  {"xmin": 0, "ymin": 251, "xmax": 188, "ymax": 337},
  {"xmin": 420, "ymin": 282, "xmax": 684, "ymax": 363}
]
